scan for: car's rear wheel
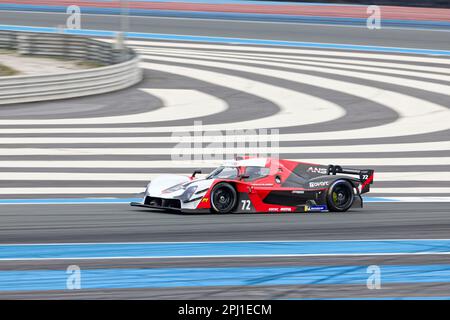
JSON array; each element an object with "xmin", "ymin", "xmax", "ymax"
[
  {"xmin": 211, "ymin": 183, "xmax": 237, "ymax": 214},
  {"xmin": 326, "ymin": 180, "xmax": 354, "ymax": 212}
]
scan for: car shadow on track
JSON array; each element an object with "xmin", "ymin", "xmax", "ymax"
[{"xmin": 128, "ymin": 207, "xmax": 366, "ymax": 216}]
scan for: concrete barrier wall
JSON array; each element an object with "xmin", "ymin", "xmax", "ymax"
[{"xmin": 0, "ymin": 31, "xmax": 143, "ymax": 105}]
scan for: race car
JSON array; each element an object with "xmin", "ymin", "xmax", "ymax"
[{"xmin": 130, "ymin": 157, "xmax": 374, "ymax": 213}]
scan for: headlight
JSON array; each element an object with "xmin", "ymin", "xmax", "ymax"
[
  {"xmin": 180, "ymin": 186, "xmax": 198, "ymax": 202},
  {"xmin": 162, "ymin": 183, "xmax": 185, "ymax": 194}
]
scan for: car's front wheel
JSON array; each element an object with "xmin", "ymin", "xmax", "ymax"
[
  {"xmin": 211, "ymin": 183, "xmax": 237, "ymax": 214},
  {"xmin": 326, "ymin": 180, "xmax": 355, "ymax": 212}
]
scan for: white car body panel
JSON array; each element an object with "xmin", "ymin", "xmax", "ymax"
[
  {"xmin": 143, "ymin": 174, "xmax": 216, "ymax": 210},
  {"xmin": 139, "ymin": 159, "xmax": 264, "ymax": 210}
]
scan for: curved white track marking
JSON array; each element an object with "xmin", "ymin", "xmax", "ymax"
[
  {"xmin": 135, "ymin": 88, "xmax": 228, "ymax": 121},
  {"xmin": 1, "ymin": 141, "xmax": 449, "ymax": 155},
  {"xmin": 0, "ymin": 187, "xmax": 447, "ymax": 195},
  {"xmin": 171, "ymin": 50, "xmax": 450, "ymax": 75},
  {"xmin": 146, "ymin": 48, "xmax": 450, "ymax": 96},
  {"xmin": 0, "ymin": 89, "xmax": 227, "ymax": 125},
  {"xmin": 288, "ymin": 158, "xmax": 450, "ymax": 166},
  {"xmin": 0, "ymin": 158, "xmax": 447, "ymax": 168},
  {"xmin": 143, "ymin": 48, "xmax": 450, "ymax": 82},
  {"xmin": 0, "ymin": 48, "xmax": 447, "ymax": 134},
  {"xmin": 143, "ymin": 49, "xmax": 450, "ymax": 97},
  {"xmin": 2, "ymin": 40, "xmax": 449, "ymax": 198},
  {"xmin": 137, "ymin": 55, "xmax": 450, "ymax": 139},
  {"xmin": 138, "ymin": 64, "xmax": 345, "ymax": 130},
  {"xmin": 0, "ymin": 172, "xmax": 448, "ymax": 182},
  {"xmin": 115, "ymin": 39, "xmax": 450, "ymax": 65},
  {"xmin": 0, "ymin": 136, "xmax": 277, "ymax": 143},
  {"xmin": 0, "ymin": 68, "xmax": 345, "ymax": 131},
  {"xmin": 0, "ymin": 173, "xmax": 173, "ymax": 181}
]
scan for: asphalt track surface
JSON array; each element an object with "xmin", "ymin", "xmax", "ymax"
[
  {"xmin": 0, "ymin": 10, "xmax": 449, "ymax": 299},
  {"xmin": 2, "ymin": 11, "xmax": 450, "ymax": 50},
  {"xmin": 0, "ymin": 203, "xmax": 448, "ymax": 243}
]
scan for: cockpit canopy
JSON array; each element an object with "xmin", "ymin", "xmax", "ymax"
[{"xmin": 206, "ymin": 165, "xmax": 271, "ymax": 181}]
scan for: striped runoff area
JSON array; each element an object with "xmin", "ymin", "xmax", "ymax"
[{"xmin": 1, "ymin": 39, "xmax": 449, "ymax": 199}]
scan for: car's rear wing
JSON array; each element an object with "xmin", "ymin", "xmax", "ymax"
[{"xmin": 327, "ymin": 165, "xmax": 374, "ymax": 193}]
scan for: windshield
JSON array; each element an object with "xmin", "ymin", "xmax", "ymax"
[
  {"xmin": 244, "ymin": 166, "xmax": 270, "ymax": 180},
  {"xmin": 206, "ymin": 166, "xmax": 239, "ymax": 180}
]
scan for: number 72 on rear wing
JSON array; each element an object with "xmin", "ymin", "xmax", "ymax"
[{"xmin": 327, "ymin": 165, "xmax": 375, "ymax": 194}]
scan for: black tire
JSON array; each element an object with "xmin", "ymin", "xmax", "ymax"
[
  {"xmin": 211, "ymin": 183, "xmax": 237, "ymax": 214},
  {"xmin": 326, "ymin": 180, "xmax": 355, "ymax": 212}
]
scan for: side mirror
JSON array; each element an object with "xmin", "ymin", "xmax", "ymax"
[
  {"xmin": 191, "ymin": 170, "xmax": 202, "ymax": 178},
  {"xmin": 239, "ymin": 174, "xmax": 250, "ymax": 180}
]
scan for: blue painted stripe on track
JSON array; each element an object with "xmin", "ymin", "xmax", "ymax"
[
  {"xmin": 0, "ymin": 239, "xmax": 449, "ymax": 260},
  {"xmin": 0, "ymin": 264, "xmax": 449, "ymax": 291},
  {"xmin": 1, "ymin": 5, "xmax": 450, "ymax": 30},
  {"xmin": 1, "ymin": 24, "xmax": 450, "ymax": 56}
]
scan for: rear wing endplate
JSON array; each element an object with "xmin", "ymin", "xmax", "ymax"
[{"xmin": 327, "ymin": 165, "xmax": 374, "ymax": 193}]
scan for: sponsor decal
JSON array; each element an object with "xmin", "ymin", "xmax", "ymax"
[
  {"xmin": 309, "ymin": 181, "xmax": 329, "ymax": 188},
  {"xmin": 291, "ymin": 190, "xmax": 305, "ymax": 194},
  {"xmin": 201, "ymin": 198, "xmax": 209, "ymax": 203},
  {"xmin": 307, "ymin": 167, "xmax": 328, "ymax": 174},
  {"xmin": 306, "ymin": 205, "xmax": 328, "ymax": 212},
  {"xmin": 268, "ymin": 207, "xmax": 292, "ymax": 212}
]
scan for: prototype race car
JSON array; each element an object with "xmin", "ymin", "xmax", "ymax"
[{"xmin": 130, "ymin": 157, "xmax": 374, "ymax": 213}]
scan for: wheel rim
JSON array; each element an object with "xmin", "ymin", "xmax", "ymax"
[
  {"xmin": 213, "ymin": 187, "xmax": 234, "ymax": 211},
  {"xmin": 331, "ymin": 184, "xmax": 353, "ymax": 209}
]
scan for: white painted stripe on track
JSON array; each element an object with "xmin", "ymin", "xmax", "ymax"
[
  {"xmin": 366, "ymin": 197, "xmax": 450, "ymax": 202},
  {"xmin": 3, "ymin": 238, "xmax": 450, "ymax": 246},
  {"xmin": 139, "ymin": 58, "xmax": 450, "ymax": 137},
  {"xmin": 157, "ymin": 49, "xmax": 450, "ymax": 75},
  {"xmin": 113, "ymin": 39, "xmax": 450, "ymax": 65},
  {"xmin": 2, "ymin": 52, "xmax": 447, "ymax": 137},
  {"xmin": 370, "ymin": 188, "xmax": 450, "ymax": 194},
  {"xmin": 378, "ymin": 172, "xmax": 450, "ymax": 181},
  {"xmin": 1, "ymin": 252, "xmax": 450, "ymax": 260},
  {"xmin": 143, "ymin": 47, "xmax": 450, "ymax": 82},
  {"xmin": 0, "ymin": 62, "xmax": 346, "ymax": 129},
  {"xmin": 144, "ymin": 48, "xmax": 450, "ymax": 96},
  {"xmin": 0, "ymin": 172, "xmax": 448, "ymax": 182},
  {"xmin": 0, "ymin": 158, "xmax": 447, "ymax": 167},
  {"xmin": 141, "ymin": 52, "xmax": 450, "ymax": 123},
  {"xmin": 0, "ymin": 141, "xmax": 448, "ymax": 154},
  {"xmin": 0, "ymin": 132, "xmax": 450, "ymax": 146},
  {"xmin": 0, "ymin": 89, "xmax": 228, "ymax": 125},
  {"xmin": 138, "ymin": 62, "xmax": 346, "ymax": 130}
]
